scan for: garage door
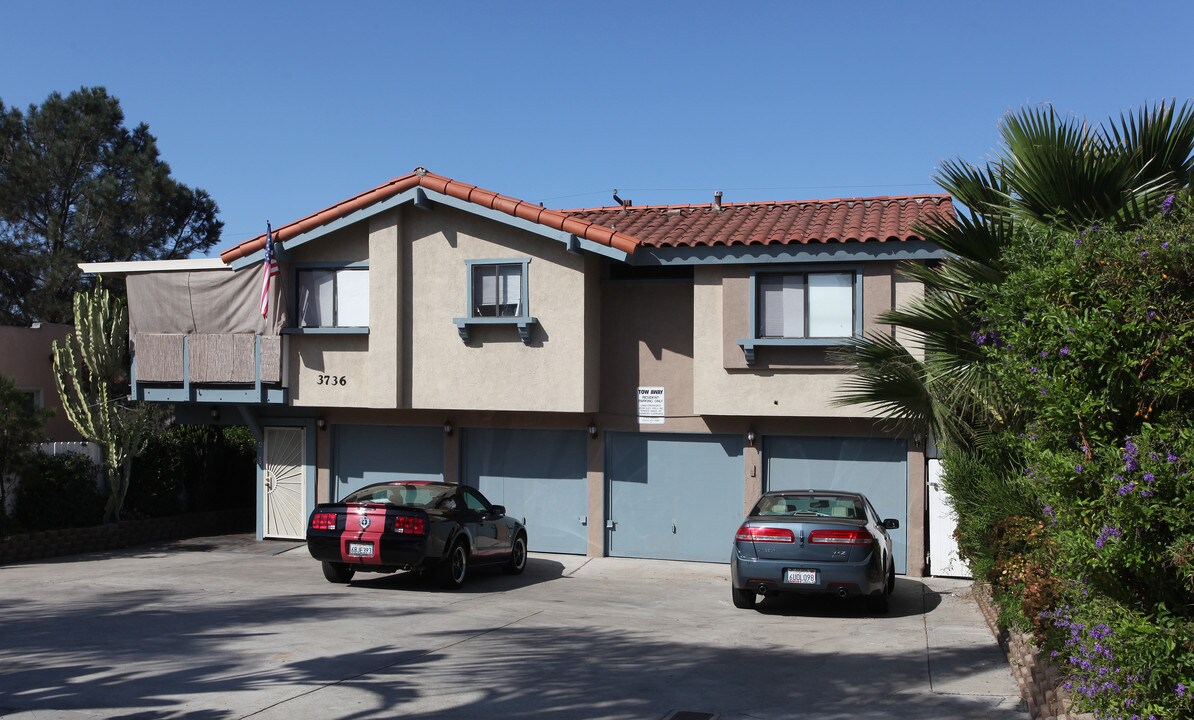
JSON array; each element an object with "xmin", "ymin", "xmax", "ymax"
[
  {"xmin": 462, "ymin": 428, "xmax": 588, "ymax": 555},
  {"xmin": 332, "ymin": 425, "xmax": 444, "ymax": 500},
  {"xmin": 606, "ymin": 433, "xmax": 745, "ymax": 563},
  {"xmin": 764, "ymin": 436, "xmax": 908, "ymax": 574}
]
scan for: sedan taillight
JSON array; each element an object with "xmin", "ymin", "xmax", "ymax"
[
  {"xmin": 736, "ymin": 525, "xmax": 795, "ymax": 543},
  {"xmin": 808, "ymin": 529, "xmax": 872, "ymax": 546},
  {"xmin": 394, "ymin": 515, "xmax": 427, "ymax": 535},
  {"xmin": 311, "ymin": 512, "xmax": 337, "ymax": 531}
]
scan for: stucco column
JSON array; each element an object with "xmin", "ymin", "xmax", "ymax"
[
  {"xmin": 744, "ymin": 439, "xmax": 762, "ymax": 516},
  {"xmin": 907, "ymin": 445, "xmax": 927, "ymax": 576},
  {"xmin": 586, "ymin": 432, "xmax": 606, "ymax": 557}
]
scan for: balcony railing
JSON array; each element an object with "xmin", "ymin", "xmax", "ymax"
[{"xmin": 131, "ymin": 333, "xmax": 287, "ymax": 404}]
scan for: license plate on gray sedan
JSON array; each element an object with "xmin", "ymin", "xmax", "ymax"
[
  {"xmin": 348, "ymin": 542, "xmax": 373, "ymax": 557},
  {"xmin": 784, "ymin": 569, "xmax": 817, "ymax": 584}
]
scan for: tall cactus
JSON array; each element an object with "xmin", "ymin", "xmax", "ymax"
[{"xmin": 52, "ymin": 284, "xmax": 160, "ymax": 523}]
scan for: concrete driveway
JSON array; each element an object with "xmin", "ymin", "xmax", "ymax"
[{"xmin": 0, "ymin": 535, "xmax": 1024, "ymax": 720}]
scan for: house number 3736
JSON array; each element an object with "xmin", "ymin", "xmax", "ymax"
[{"xmin": 316, "ymin": 375, "xmax": 347, "ymax": 386}]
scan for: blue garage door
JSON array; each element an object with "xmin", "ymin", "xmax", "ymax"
[
  {"xmin": 332, "ymin": 425, "xmax": 444, "ymax": 500},
  {"xmin": 606, "ymin": 433, "xmax": 745, "ymax": 563},
  {"xmin": 462, "ymin": 428, "xmax": 589, "ymax": 555},
  {"xmin": 764, "ymin": 436, "xmax": 908, "ymax": 574}
]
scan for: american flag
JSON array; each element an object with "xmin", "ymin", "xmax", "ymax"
[{"xmin": 259, "ymin": 222, "xmax": 280, "ymax": 318}]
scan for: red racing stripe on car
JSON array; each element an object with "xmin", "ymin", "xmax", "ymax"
[{"xmin": 339, "ymin": 506, "xmax": 388, "ymax": 565}]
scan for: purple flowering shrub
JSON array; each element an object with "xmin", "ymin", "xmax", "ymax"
[{"xmin": 969, "ymin": 208, "xmax": 1194, "ymax": 718}]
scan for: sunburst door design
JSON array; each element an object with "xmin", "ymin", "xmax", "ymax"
[{"xmin": 263, "ymin": 427, "xmax": 306, "ymax": 539}]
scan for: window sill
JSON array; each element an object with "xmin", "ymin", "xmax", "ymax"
[
  {"xmin": 281, "ymin": 327, "xmax": 370, "ymax": 335},
  {"xmin": 737, "ymin": 337, "xmax": 853, "ymax": 365},
  {"xmin": 453, "ymin": 316, "xmax": 538, "ymax": 344}
]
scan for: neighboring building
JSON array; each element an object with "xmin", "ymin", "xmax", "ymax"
[
  {"xmin": 81, "ymin": 168, "xmax": 953, "ymax": 574},
  {"xmin": 0, "ymin": 322, "xmax": 83, "ymax": 443}
]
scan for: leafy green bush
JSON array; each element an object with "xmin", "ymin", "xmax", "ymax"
[
  {"xmin": 126, "ymin": 424, "xmax": 257, "ymax": 518},
  {"xmin": 13, "ymin": 452, "xmax": 104, "ymax": 531},
  {"xmin": 939, "ymin": 441, "xmax": 1037, "ymax": 582},
  {"xmin": 972, "ymin": 204, "xmax": 1194, "ymax": 718}
]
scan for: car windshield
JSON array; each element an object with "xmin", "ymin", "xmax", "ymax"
[
  {"xmin": 342, "ymin": 483, "xmax": 454, "ymax": 509},
  {"xmin": 754, "ymin": 494, "xmax": 863, "ymax": 519}
]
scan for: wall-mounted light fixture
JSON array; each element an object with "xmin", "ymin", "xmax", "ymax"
[
  {"xmin": 443, "ymin": 420, "xmax": 453, "ymax": 436},
  {"xmin": 316, "ymin": 417, "xmax": 327, "ymax": 431},
  {"xmin": 210, "ymin": 407, "xmax": 220, "ymax": 423},
  {"xmin": 587, "ymin": 421, "xmax": 598, "ymax": 439},
  {"xmin": 746, "ymin": 429, "xmax": 756, "ymax": 447},
  {"xmin": 912, "ymin": 433, "xmax": 924, "ymax": 450}
]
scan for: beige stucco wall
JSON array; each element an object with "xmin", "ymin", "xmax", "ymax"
[
  {"xmin": 288, "ymin": 217, "xmax": 400, "ymax": 408},
  {"xmin": 694, "ymin": 264, "xmax": 899, "ymax": 418},
  {"xmin": 894, "ymin": 272, "xmax": 925, "ymax": 360},
  {"xmin": 0, "ymin": 323, "xmax": 82, "ymax": 442},
  {"xmin": 599, "ymin": 277, "xmax": 696, "ymax": 431},
  {"xmin": 407, "ymin": 206, "xmax": 595, "ymax": 412}
]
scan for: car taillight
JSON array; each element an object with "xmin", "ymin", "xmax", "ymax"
[
  {"xmin": 808, "ymin": 529, "xmax": 872, "ymax": 546},
  {"xmin": 736, "ymin": 525, "xmax": 795, "ymax": 543},
  {"xmin": 311, "ymin": 512, "xmax": 337, "ymax": 531},
  {"xmin": 394, "ymin": 515, "xmax": 426, "ymax": 535}
]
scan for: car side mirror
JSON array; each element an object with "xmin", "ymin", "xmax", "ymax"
[
  {"xmin": 883, "ymin": 519, "xmax": 900, "ymax": 530},
  {"xmin": 490, "ymin": 504, "xmax": 506, "ymax": 519}
]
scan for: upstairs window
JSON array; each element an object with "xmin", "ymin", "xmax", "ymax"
[
  {"xmin": 297, "ymin": 267, "xmax": 369, "ymax": 328},
  {"xmin": 757, "ymin": 271, "xmax": 855, "ymax": 339},
  {"xmin": 454, "ymin": 259, "xmax": 536, "ymax": 344},
  {"xmin": 471, "ymin": 262, "xmax": 525, "ymax": 318}
]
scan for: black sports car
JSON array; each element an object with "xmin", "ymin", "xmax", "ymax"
[{"xmin": 306, "ymin": 481, "xmax": 527, "ymax": 589}]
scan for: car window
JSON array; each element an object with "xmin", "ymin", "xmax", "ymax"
[
  {"xmin": 461, "ymin": 488, "xmax": 489, "ymax": 513},
  {"xmin": 755, "ymin": 495, "xmax": 863, "ymax": 518},
  {"xmin": 343, "ymin": 483, "xmax": 453, "ymax": 508}
]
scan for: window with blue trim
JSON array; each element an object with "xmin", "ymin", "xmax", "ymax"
[
  {"xmin": 757, "ymin": 271, "xmax": 855, "ymax": 339},
  {"xmin": 297, "ymin": 268, "xmax": 369, "ymax": 327},
  {"xmin": 471, "ymin": 262, "xmax": 524, "ymax": 317},
  {"xmin": 739, "ymin": 267, "xmax": 860, "ymax": 364},
  {"xmin": 453, "ymin": 259, "xmax": 537, "ymax": 344}
]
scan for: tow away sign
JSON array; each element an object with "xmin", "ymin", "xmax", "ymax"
[{"xmin": 637, "ymin": 386, "xmax": 665, "ymax": 425}]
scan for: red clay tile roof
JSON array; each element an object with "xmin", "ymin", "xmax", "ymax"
[
  {"xmin": 564, "ymin": 195, "xmax": 954, "ymax": 248},
  {"xmin": 219, "ymin": 169, "xmax": 643, "ymax": 264},
  {"xmin": 219, "ymin": 169, "xmax": 953, "ymax": 264}
]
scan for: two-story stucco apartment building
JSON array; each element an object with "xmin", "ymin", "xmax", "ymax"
[{"xmin": 82, "ymin": 168, "xmax": 952, "ymax": 575}]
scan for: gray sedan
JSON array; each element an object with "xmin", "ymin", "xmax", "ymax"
[{"xmin": 730, "ymin": 489, "xmax": 899, "ymax": 613}]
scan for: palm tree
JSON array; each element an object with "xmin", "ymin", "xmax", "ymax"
[{"xmin": 836, "ymin": 100, "xmax": 1194, "ymax": 452}]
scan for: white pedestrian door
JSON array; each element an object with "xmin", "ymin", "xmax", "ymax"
[
  {"xmin": 927, "ymin": 459, "xmax": 971, "ymax": 578},
  {"xmin": 263, "ymin": 427, "xmax": 306, "ymax": 540}
]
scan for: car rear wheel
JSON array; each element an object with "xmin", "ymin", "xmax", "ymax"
[
  {"xmin": 322, "ymin": 561, "xmax": 355, "ymax": 584},
  {"xmin": 438, "ymin": 540, "xmax": 469, "ymax": 589},
  {"xmin": 867, "ymin": 566, "xmax": 892, "ymax": 614},
  {"xmin": 731, "ymin": 585, "xmax": 757, "ymax": 609},
  {"xmin": 502, "ymin": 534, "xmax": 528, "ymax": 575}
]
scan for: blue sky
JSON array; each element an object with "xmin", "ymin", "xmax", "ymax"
[{"xmin": 3, "ymin": 1, "xmax": 1193, "ymax": 254}]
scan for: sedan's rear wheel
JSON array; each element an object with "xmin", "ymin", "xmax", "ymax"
[
  {"xmin": 322, "ymin": 561, "xmax": 355, "ymax": 584},
  {"xmin": 867, "ymin": 566, "xmax": 891, "ymax": 614},
  {"xmin": 438, "ymin": 540, "xmax": 469, "ymax": 589},
  {"xmin": 731, "ymin": 585, "xmax": 757, "ymax": 609},
  {"xmin": 502, "ymin": 534, "xmax": 528, "ymax": 575}
]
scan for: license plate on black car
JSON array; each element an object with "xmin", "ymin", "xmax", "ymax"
[
  {"xmin": 784, "ymin": 569, "xmax": 817, "ymax": 584},
  {"xmin": 348, "ymin": 542, "xmax": 373, "ymax": 557}
]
